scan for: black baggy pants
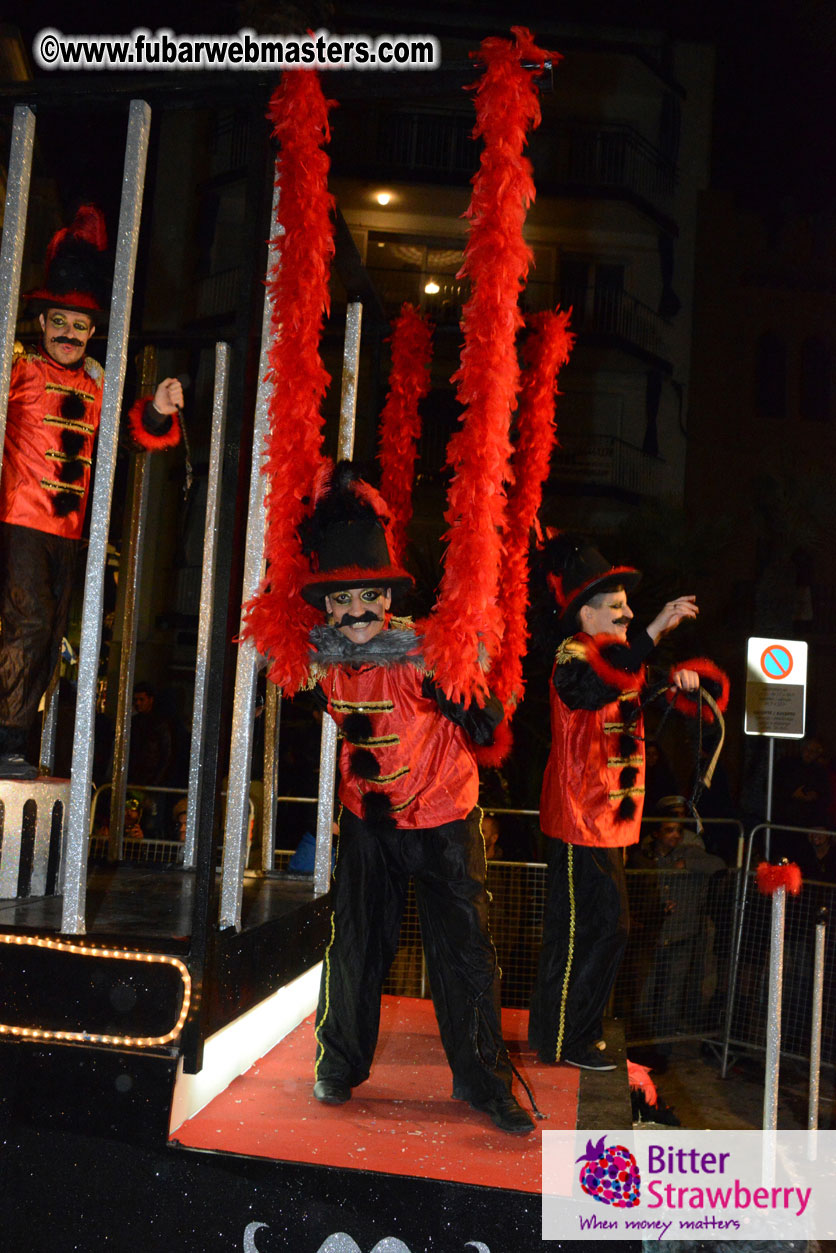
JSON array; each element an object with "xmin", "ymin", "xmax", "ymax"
[
  {"xmin": 528, "ymin": 840, "xmax": 629, "ymax": 1062},
  {"xmin": 314, "ymin": 805, "xmax": 512, "ymax": 1103},
  {"xmin": 0, "ymin": 522, "xmax": 76, "ymax": 748}
]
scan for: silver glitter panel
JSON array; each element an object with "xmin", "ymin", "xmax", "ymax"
[
  {"xmin": 62, "ymin": 100, "xmax": 151, "ymax": 935},
  {"xmin": 762, "ymin": 885, "xmax": 786, "ymax": 1132},
  {"xmin": 0, "ymin": 105, "xmax": 35, "ymax": 478},
  {"xmin": 183, "ymin": 341, "xmax": 229, "ymax": 869},
  {"xmin": 313, "ymin": 301, "xmax": 363, "ymax": 898},
  {"xmin": 218, "ymin": 180, "xmax": 281, "ymax": 929}
]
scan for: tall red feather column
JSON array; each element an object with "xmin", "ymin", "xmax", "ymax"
[
  {"xmin": 491, "ymin": 309, "xmax": 574, "ymax": 710},
  {"xmin": 378, "ymin": 303, "xmax": 433, "ymax": 565},
  {"xmin": 422, "ymin": 27, "xmax": 559, "ymax": 704},
  {"xmin": 243, "ymin": 71, "xmax": 335, "ymax": 692}
]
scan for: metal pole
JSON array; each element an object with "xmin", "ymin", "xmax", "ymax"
[
  {"xmin": 108, "ymin": 345, "xmax": 156, "ymax": 860},
  {"xmin": 808, "ymin": 908, "xmax": 826, "ymax": 1132},
  {"xmin": 61, "ymin": 100, "xmax": 151, "ymax": 935},
  {"xmin": 762, "ymin": 882, "xmax": 786, "ymax": 1131},
  {"xmin": 720, "ymin": 826, "xmax": 756, "ymax": 1078},
  {"xmin": 765, "ymin": 737, "xmax": 775, "ymax": 861},
  {"xmin": 313, "ymin": 300, "xmax": 363, "ymax": 898},
  {"xmin": 217, "ymin": 181, "xmax": 280, "ymax": 930},
  {"xmin": 183, "ymin": 341, "xmax": 230, "ymax": 869},
  {"xmin": 0, "ymin": 105, "xmax": 35, "ymax": 476}
]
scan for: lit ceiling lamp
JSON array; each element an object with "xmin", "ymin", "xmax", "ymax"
[
  {"xmin": 376, "ymin": 191, "xmax": 392, "ymax": 205},
  {"xmin": 424, "ymin": 280, "xmax": 440, "ymax": 294}
]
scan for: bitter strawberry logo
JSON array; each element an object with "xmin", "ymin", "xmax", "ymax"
[{"xmin": 576, "ymin": 1136, "xmax": 641, "ymax": 1207}]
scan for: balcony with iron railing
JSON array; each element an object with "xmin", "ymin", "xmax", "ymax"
[
  {"xmin": 550, "ymin": 433, "xmax": 665, "ymax": 498},
  {"xmin": 559, "ymin": 280, "xmax": 670, "ymax": 365},
  {"xmin": 370, "ymin": 111, "xmax": 677, "ymax": 222},
  {"xmin": 554, "ymin": 122, "xmax": 676, "ymax": 212}
]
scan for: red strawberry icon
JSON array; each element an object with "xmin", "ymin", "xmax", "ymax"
[{"xmin": 576, "ymin": 1136, "xmax": 641, "ymax": 1207}]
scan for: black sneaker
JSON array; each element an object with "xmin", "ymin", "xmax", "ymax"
[
  {"xmin": 313, "ymin": 1078, "xmax": 351, "ymax": 1104},
  {"xmin": 470, "ymin": 1093, "xmax": 536, "ymax": 1136},
  {"xmin": 0, "ymin": 753, "xmax": 38, "ymax": 780},
  {"xmin": 563, "ymin": 1047, "xmax": 617, "ymax": 1072}
]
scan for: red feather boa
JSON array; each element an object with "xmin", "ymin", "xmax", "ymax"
[
  {"xmin": 242, "ymin": 71, "xmax": 335, "ymax": 691},
  {"xmin": 665, "ymin": 657, "xmax": 731, "ymax": 722},
  {"xmin": 378, "ymin": 304, "xmax": 433, "ymax": 565},
  {"xmin": 422, "ymin": 28, "xmax": 559, "ymax": 705},
  {"xmin": 126, "ymin": 397, "xmax": 181, "ymax": 450},
  {"xmin": 583, "ymin": 633, "xmax": 645, "ymax": 692},
  {"xmin": 756, "ymin": 861, "xmax": 803, "ymax": 896},
  {"xmin": 491, "ymin": 309, "xmax": 574, "ymax": 709}
]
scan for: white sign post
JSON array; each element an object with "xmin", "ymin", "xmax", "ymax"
[{"xmin": 745, "ymin": 636, "xmax": 807, "ymax": 740}]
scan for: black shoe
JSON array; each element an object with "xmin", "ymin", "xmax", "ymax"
[
  {"xmin": 471, "ymin": 1093, "xmax": 535, "ymax": 1136},
  {"xmin": 563, "ymin": 1047, "xmax": 617, "ymax": 1072},
  {"xmin": 0, "ymin": 753, "xmax": 38, "ymax": 780},
  {"xmin": 313, "ymin": 1078, "xmax": 351, "ymax": 1104}
]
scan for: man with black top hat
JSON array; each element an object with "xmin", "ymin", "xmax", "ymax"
[
  {"xmin": 302, "ymin": 462, "xmax": 535, "ymax": 1136},
  {"xmin": 527, "ymin": 532, "xmax": 708, "ymax": 1071},
  {"xmin": 0, "ymin": 205, "xmax": 182, "ymax": 779}
]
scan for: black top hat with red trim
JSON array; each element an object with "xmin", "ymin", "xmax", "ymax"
[
  {"xmin": 542, "ymin": 530, "xmax": 641, "ymax": 631},
  {"xmin": 26, "ymin": 204, "xmax": 110, "ymax": 318},
  {"xmin": 299, "ymin": 461, "xmax": 414, "ymax": 609}
]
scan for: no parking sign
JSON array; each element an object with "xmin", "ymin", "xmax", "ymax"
[{"xmin": 745, "ymin": 636, "xmax": 807, "ymax": 738}]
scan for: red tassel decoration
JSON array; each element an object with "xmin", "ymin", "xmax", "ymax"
[
  {"xmin": 422, "ymin": 28, "xmax": 560, "ymax": 705},
  {"xmin": 242, "ymin": 71, "xmax": 335, "ymax": 691},
  {"xmin": 756, "ymin": 862, "xmax": 803, "ymax": 896},
  {"xmin": 378, "ymin": 304, "xmax": 433, "ymax": 565},
  {"xmin": 490, "ymin": 309, "xmax": 574, "ymax": 709}
]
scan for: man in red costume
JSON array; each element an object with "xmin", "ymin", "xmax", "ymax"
[
  {"xmin": 0, "ymin": 205, "xmax": 182, "ymax": 779},
  {"xmin": 302, "ymin": 462, "xmax": 535, "ymax": 1135},
  {"xmin": 527, "ymin": 533, "xmax": 713, "ymax": 1071}
]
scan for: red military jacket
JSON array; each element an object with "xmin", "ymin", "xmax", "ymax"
[
  {"xmin": 0, "ymin": 346, "xmax": 105, "ymax": 539},
  {"xmin": 540, "ymin": 631, "xmax": 654, "ymax": 849},
  {"xmin": 0, "ymin": 345, "xmax": 179, "ymax": 540},
  {"xmin": 318, "ymin": 659, "xmax": 481, "ymax": 829}
]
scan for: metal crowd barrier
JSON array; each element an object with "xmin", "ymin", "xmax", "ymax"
[{"xmin": 721, "ymin": 821, "xmax": 836, "ymax": 1079}]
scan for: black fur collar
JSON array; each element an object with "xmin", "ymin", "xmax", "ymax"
[{"xmin": 309, "ymin": 624, "xmax": 423, "ymax": 668}]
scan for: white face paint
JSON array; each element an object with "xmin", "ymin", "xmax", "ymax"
[
  {"xmin": 324, "ymin": 586, "xmax": 392, "ymax": 645},
  {"xmin": 578, "ymin": 588, "xmax": 633, "ymax": 642}
]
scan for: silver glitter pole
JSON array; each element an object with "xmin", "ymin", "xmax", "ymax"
[
  {"xmin": 39, "ymin": 674, "xmax": 59, "ymax": 775},
  {"xmin": 762, "ymin": 882, "xmax": 786, "ymax": 1132},
  {"xmin": 262, "ymin": 681, "xmax": 280, "ymax": 873},
  {"xmin": 61, "ymin": 100, "xmax": 151, "ymax": 935},
  {"xmin": 217, "ymin": 181, "xmax": 281, "ymax": 930},
  {"xmin": 183, "ymin": 341, "xmax": 229, "ymax": 869},
  {"xmin": 0, "ymin": 105, "xmax": 35, "ymax": 477},
  {"xmin": 313, "ymin": 300, "xmax": 363, "ymax": 899},
  {"xmin": 808, "ymin": 910, "xmax": 826, "ymax": 1132}
]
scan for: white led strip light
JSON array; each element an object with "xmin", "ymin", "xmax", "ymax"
[{"xmin": 0, "ymin": 933, "xmax": 191, "ymax": 1047}]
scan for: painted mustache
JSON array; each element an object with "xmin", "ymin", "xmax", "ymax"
[
  {"xmin": 337, "ymin": 610, "xmax": 381, "ymax": 628},
  {"xmin": 52, "ymin": 336, "xmax": 84, "ymax": 348}
]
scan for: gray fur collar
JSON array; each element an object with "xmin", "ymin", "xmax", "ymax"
[{"xmin": 309, "ymin": 624, "xmax": 424, "ymax": 668}]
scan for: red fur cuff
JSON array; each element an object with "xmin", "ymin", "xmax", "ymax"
[
  {"xmin": 585, "ymin": 634, "xmax": 644, "ymax": 692},
  {"xmin": 665, "ymin": 658, "xmax": 730, "ymax": 722},
  {"xmin": 473, "ymin": 717, "xmax": 513, "ymax": 767},
  {"xmin": 756, "ymin": 861, "xmax": 802, "ymax": 896},
  {"xmin": 127, "ymin": 397, "xmax": 181, "ymax": 450}
]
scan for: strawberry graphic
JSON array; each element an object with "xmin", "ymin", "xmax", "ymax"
[{"xmin": 576, "ymin": 1136, "xmax": 641, "ymax": 1207}]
